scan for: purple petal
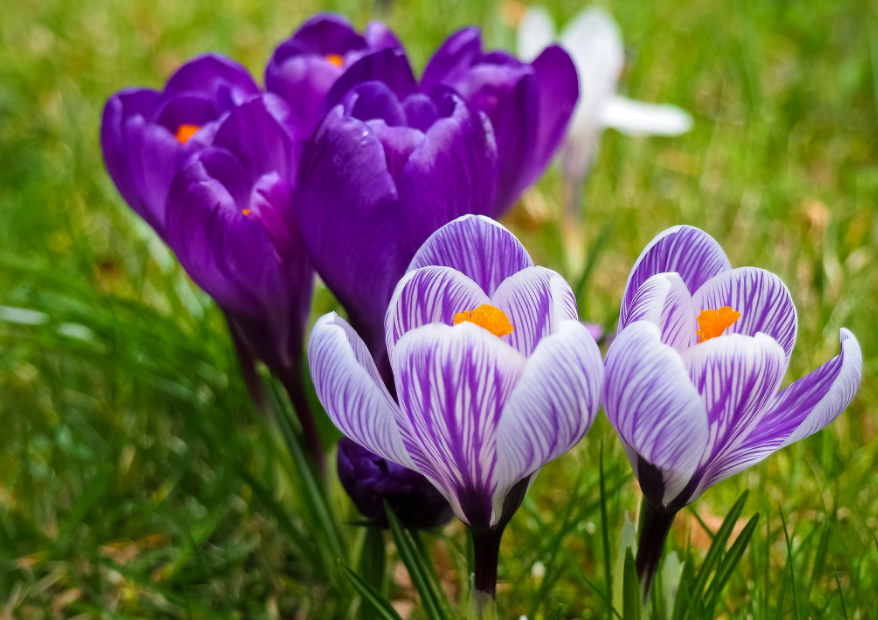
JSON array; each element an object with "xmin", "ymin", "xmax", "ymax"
[
  {"xmin": 407, "ymin": 215, "xmax": 534, "ymax": 296},
  {"xmin": 101, "ymin": 89, "xmax": 163, "ymax": 231},
  {"xmin": 420, "ymin": 27, "xmax": 483, "ymax": 92},
  {"xmin": 693, "ymin": 267, "xmax": 797, "ymax": 364},
  {"xmin": 702, "ymin": 328, "xmax": 862, "ymax": 490},
  {"xmin": 491, "ymin": 267, "xmax": 578, "ymax": 357},
  {"xmin": 391, "ymin": 322, "xmax": 527, "ymax": 527},
  {"xmin": 364, "ymin": 21, "xmax": 402, "ymax": 50},
  {"xmin": 682, "ymin": 333, "xmax": 787, "ymax": 470},
  {"xmin": 342, "ymin": 81, "xmax": 408, "ymax": 126},
  {"xmin": 282, "ymin": 13, "xmax": 367, "ymax": 55},
  {"xmin": 621, "ymin": 226, "xmax": 732, "ymax": 331},
  {"xmin": 211, "ymin": 94, "xmax": 301, "ymax": 181},
  {"xmin": 296, "ymin": 106, "xmax": 405, "ymax": 357},
  {"xmin": 265, "ymin": 54, "xmax": 344, "ymax": 134},
  {"xmin": 623, "ymin": 272, "xmax": 695, "ymax": 352},
  {"xmin": 496, "ymin": 320, "xmax": 603, "ymax": 512},
  {"xmin": 385, "ymin": 266, "xmax": 490, "ymax": 361},
  {"xmin": 604, "ymin": 321, "xmax": 708, "ymax": 506},
  {"xmin": 527, "ymin": 44, "xmax": 579, "ymax": 190},
  {"xmin": 309, "ymin": 313, "xmax": 413, "ymax": 468},
  {"xmin": 402, "ymin": 94, "xmax": 441, "ymax": 132},
  {"xmin": 366, "ymin": 120, "xmax": 425, "ymax": 179},
  {"xmin": 395, "ymin": 91, "xmax": 499, "ymax": 255},
  {"xmin": 163, "ymin": 54, "xmax": 260, "ymax": 105},
  {"xmin": 326, "ymin": 48, "xmax": 418, "ymax": 110}
]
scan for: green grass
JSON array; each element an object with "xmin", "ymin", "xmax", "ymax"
[{"xmin": 1, "ymin": 0, "xmax": 876, "ymax": 617}]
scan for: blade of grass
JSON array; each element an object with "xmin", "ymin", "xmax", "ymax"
[
  {"xmin": 623, "ymin": 549, "xmax": 641, "ymax": 620},
  {"xmin": 779, "ymin": 504, "xmax": 800, "ymax": 620},
  {"xmin": 340, "ymin": 562, "xmax": 405, "ymax": 620}
]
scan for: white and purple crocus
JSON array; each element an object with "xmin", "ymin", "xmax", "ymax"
[
  {"xmin": 309, "ymin": 215, "xmax": 604, "ymax": 598},
  {"xmin": 604, "ymin": 225, "xmax": 862, "ymax": 594}
]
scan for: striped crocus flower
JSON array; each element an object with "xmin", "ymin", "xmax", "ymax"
[
  {"xmin": 604, "ymin": 225, "xmax": 862, "ymax": 594},
  {"xmin": 309, "ymin": 215, "xmax": 604, "ymax": 599}
]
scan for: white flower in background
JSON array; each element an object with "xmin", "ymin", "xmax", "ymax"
[{"xmin": 518, "ymin": 7, "xmax": 693, "ymax": 194}]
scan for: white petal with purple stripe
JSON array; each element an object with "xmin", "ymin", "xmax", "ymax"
[
  {"xmin": 622, "ymin": 272, "xmax": 695, "ymax": 352},
  {"xmin": 391, "ymin": 322, "xmax": 527, "ymax": 526},
  {"xmin": 604, "ymin": 321, "xmax": 709, "ymax": 505}
]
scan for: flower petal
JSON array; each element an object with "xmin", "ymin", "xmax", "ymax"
[
  {"xmin": 296, "ymin": 106, "xmax": 405, "ymax": 355},
  {"xmin": 517, "ymin": 7, "xmax": 556, "ymax": 62},
  {"xmin": 385, "ymin": 266, "xmax": 490, "ymax": 360},
  {"xmin": 420, "ymin": 27, "xmax": 482, "ymax": 93},
  {"xmin": 702, "ymin": 328, "xmax": 862, "ymax": 489},
  {"xmin": 391, "ymin": 322, "xmax": 527, "ymax": 526},
  {"xmin": 406, "ymin": 215, "xmax": 534, "ymax": 296},
  {"xmin": 163, "ymin": 53, "xmax": 260, "ymax": 104},
  {"xmin": 529, "ymin": 45, "xmax": 579, "ymax": 186},
  {"xmin": 395, "ymin": 90, "xmax": 499, "ymax": 253},
  {"xmin": 491, "ymin": 267, "xmax": 579, "ymax": 357},
  {"xmin": 622, "ymin": 272, "xmax": 695, "ymax": 352},
  {"xmin": 600, "ymin": 96, "xmax": 693, "ymax": 135},
  {"xmin": 496, "ymin": 320, "xmax": 603, "ymax": 512},
  {"xmin": 683, "ymin": 333, "xmax": 787, "ymax": 471},
  {"xmin": 693, "ymin": 267, "xmax": 797, "ymax": 365},
  {"xmin": 309, "ymin": 313, "xmax": 413, "ymax": 468},
  {"xmin": 621, "ymin": 226, "xmax": 731, "ymax": 331},
  {"xmin": 325, "ymin": 48, "xmax": 418, "ymax": 110},
  {"xmin": 604, "ymin": 321, "xmax": 708, "ymax": 506}
]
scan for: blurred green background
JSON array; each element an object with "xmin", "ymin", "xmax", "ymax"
[{"xmin": 0, "ymin": 0, "xmax": 875, "ymax": 617}]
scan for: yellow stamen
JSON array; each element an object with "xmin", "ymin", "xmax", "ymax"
[
  {"xmin": 326, "ymin": 53, "xmax": 345, "ymax": 67},
  {"xmin": 696, "ymin": 306, "xmax": 742, "ymax": 342},
  {"xmin": 175, "ymin": 123, "xmax": 201, "ymax": 144},
  {"xmin": 453, "ymin": 304, "xmax": 514, "ymax": 338}
]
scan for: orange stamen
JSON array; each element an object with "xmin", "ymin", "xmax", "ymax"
[
  {"xmin": 242, "ymin": 209, "xmax": 251, "ymax": 216},
  {"xmin": 453, "ymin": 304, "xmax": 514, "ymax": 338},
  {"xmin": 326, "ymin": 53, "xmax": 345, "ymax": 67},
  {"xmin": 696, "ymin": 306, "xmax": 742, "ymax": 342},
  {"xmin": 175, "ymin": 124, "xmax": 201, "ymax": 144}
]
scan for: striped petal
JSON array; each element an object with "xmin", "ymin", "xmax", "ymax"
[
  {"xmin": 491, "ymin": 267, "xmax": 579, "ymax": 357},
  {"xmin": 682, "ymin": 333, "xmax": 787, "ymax": 470},
  {"xmin": 391, "ymin": 322, "xmax": 527, "ymax": 526},
  {"xmin": 308, "ymin": 313, "xmax": 413, "ymax": 469},
  {"xmin": 385, "ymin": 266, "xmax": 490, "ymax": 361},
  {"xmin": 621, "ymin": 226, "xmax": 731, "ymax": 331},
  {"xmin": 693, "ymin": 267, "xmax": 797, "ymax": 365},
  {"xmin": 407, "ymin": 215, "xmax": 534, "ymax": 296},
  {"xmin": 622, "ymin": 272, "xmax": 695, "ymax": 352},
  {"xmin": 702, "ymin": 328, "xmax": 862, "ymax": 490},
  {"xmin": 496, "ymin": 320, "xmax": 603, "ymax": 514},
  {"xmin": 604, "ymin": 321, "xmax": 708, "ymax": 506}
]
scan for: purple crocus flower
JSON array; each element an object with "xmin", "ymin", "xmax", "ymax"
[
  {"xmin": 309, "ymin": 215, "xmax": 604, "ymax": 598},
  {"xmin": 297, "ymin": 76, "xmax": 499, "ymax": 373},
  {"xmin": 337, "ymin": 437, "xmax": 454, "ymax": 530},
  {"xmin": 603, "ymin": 225, "xmax": 862, "ymax": 594},
  {"xmin": 164, "ymin": 95, "xmax": 323, "ymax": 468},
  {"xmin": 101, "ymin": 54, "xmax": 261, "ymax": 240},
  {"xmin": 265, "ymin": 13, "xmax": 401, "ymax": 134},
  {"xmin": 421, "ymin": 27, "xmax": 579, "ymax": 212}
]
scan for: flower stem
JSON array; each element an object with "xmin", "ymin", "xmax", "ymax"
[
  {"xmin": 635, "ymin": 498, "xmax": 677, "ymax": 601},
  {"xmin": 224, "ymin": 313, "xmax": 266, "ymax": 414},
  {"xmin": 471, "ymin": 527, "xmax": 503, "ymax": 601},
  {"xmin": 279, "ymin": 361, "xmax": 326, "ymax": 477}
]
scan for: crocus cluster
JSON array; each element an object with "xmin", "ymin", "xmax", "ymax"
[
  {"xmin": 102, "ymin": 14, "xmax": 579, "ymax": 522},
  {"xmin": 101, "ymin": 9, "xmax": 863, "ymax": 612}
]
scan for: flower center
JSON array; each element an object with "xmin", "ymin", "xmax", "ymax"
[
  {"xmin": 326, "ymin": 53, "xmax": 345, "ymax": 67},
  {"xmin": 453, "ymin": 304, "xmax": 514, "ymax": 338},
  {"xmin": 175, "ymin": 124, "xmax": 201, "ymax": 144},
  {"xmin": 696, "ymin": 306, "xmax": 741, "ymax": 342}
]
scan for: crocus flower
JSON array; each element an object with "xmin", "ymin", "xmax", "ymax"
[
  {"xmin": 518, "ymin": 7, "xmax": 692, "ymax": 198},
  {"xmin": 603, "ymin": 225, "xmax": 862, "ymax": 594},
  {"xmin": 421, "ymin": 27, "xmax": 579, "ymax": 212},
  {"xmin": 101, "ymin": 54, "xmax": 261, "ymax": 240},
  {"xmin": 337, "ymin": 437, "xmax": 455, "ymax": 530},
  {"xmin": 297, "ymin": 73, "xmax": 499, "ymax": 373},
  {"xmin": 265, "ymin": 13, "xmax": 401, "ymax": 134},
  {"xmin": 309, "ymin": 215, "xmax": 604, "ymax": 598},
  {"xmin": 164, "ymin": 95, "xmax": 323, "ymax": 468}
]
